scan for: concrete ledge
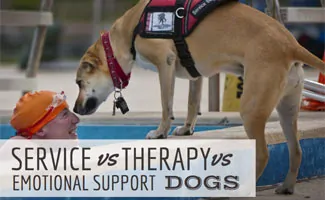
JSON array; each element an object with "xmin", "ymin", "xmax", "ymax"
[
  {"xmin": 1, "ymin": 110, "xmax": 324, "ymax": 126},
  {"xmin": 169, "ymin": 118, "xmax": 325, "ymax": 145},
  {"xmin": 0, "ymin": 111, "xmax": 251, "ymax": 125}
]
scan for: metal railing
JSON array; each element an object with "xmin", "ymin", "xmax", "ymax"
[
  {"xmin": 0, "ymin": 0, "xmax": 53, "ymax": 94},
  {"xmin": 265, "ymin": 0, "xmax": 325, "ymax": 103}
]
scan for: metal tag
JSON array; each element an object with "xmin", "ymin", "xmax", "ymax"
[{"xmin": 115, "ymin": 96, "xmax": 129, "ymax": 114}]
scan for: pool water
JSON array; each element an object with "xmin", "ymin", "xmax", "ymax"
[
  {"xmin": 0, "ymin": 124, "xmax": 324, "ymax": 200},
  {"xmin": 0, "ymin": 124, "xmax": 228, "ymax": 140}
]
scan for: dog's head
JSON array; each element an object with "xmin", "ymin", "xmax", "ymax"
[{"xmin": 73, "ymin": 39, "xmax": 115, "ymax": 115}]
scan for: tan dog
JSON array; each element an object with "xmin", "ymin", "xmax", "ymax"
[{"xmin": 73, "ymin": 0, "xmax": 325, "ymax": 195}]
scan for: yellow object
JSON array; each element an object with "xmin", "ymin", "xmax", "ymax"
[{"xmin": 222, "ymin": 74, "xmax": 244, "ymax": 111}]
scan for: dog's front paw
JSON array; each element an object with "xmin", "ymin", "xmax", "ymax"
[
  {"xmin": 172, "ymin": 126, "xmax": 194, "ymax": 136},
  {"xmin": 275, "ymin": 184, "xmax": 294, "ymax": 195},
  {"xmin": 146, "ymin": 130, "xmax": 167, "ymax": 139}
]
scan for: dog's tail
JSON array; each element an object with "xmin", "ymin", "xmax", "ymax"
[{"xmin": 293, "ymin": 44, "xmax": 325, "ymax": 73}]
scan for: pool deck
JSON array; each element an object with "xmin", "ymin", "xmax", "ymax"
[{"xmin": 166, "ymin": 112, "xmax": 325, "ymax": 144}]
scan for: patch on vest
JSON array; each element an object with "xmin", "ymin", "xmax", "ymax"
[
  {"xmin": 146, "ymin": 12, "xmax": 175, "ymax": 33},
  {"xmin": 139, "ymin": 0, "xmax": 238, "ymax": 39}
]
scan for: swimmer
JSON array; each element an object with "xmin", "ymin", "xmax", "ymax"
[{"xmin": 9, "ymin": 90, "xmax": 80, "ymax": 140}]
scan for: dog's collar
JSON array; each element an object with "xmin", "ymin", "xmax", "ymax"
[{"xmin": 101, "ymin": 31, "xmax": 131, "ymax": 89}]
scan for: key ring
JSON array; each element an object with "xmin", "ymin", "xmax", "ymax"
[
  {"xmin": 114, "ymin": 90, "xmax": 122, "ymax": 100},
  {"xmin": 113, "ymin": 80, "xmax": 124, "ymax": 100}
]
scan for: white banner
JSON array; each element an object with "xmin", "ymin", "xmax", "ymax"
[{"xmin": 0, "ymin": 139, "xmax": 255, "ymax": 198}]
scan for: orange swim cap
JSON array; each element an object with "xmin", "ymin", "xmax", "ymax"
[{"xmin": 10, "ymin": 90, "xmax": 69, "ymax": 138}]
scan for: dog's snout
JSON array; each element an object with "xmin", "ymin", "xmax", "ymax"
[
  {"xmin": 73, "ymin": 104, "xmax": 79, "ymax": 114},
  {"xmin": 85, "ymin": 97, "xmax": 98, "ymax": 112},
  {"xmin": 73, "ymin": 97, "xmax": 98, "ymax": 115},
  {"xmin": 73, "ymin": 101, "xmax": 84, "ymax": 115}
]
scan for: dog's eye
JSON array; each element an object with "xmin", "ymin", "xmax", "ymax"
[{"xmin": 82, "ymin": 62, "xmax": 94, "ymax": 69}]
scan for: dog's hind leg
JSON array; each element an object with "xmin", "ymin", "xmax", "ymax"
[
  {"xmin": 172, "ymin": 77, "xmax": 203, "ymax": 136},
  {"xmin": 240, "ymin": 61, "xmax": 287, "ymax": 182},
  {"xmin": 275, "ymin": 64, "xmax": 304, "ymax": 195}
]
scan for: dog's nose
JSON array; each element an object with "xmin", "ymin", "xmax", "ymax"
[
  {"xmin": 73, "ymin": 103, "xmax": 86, "ymax": 115},
  {"xmin": 85, "ymin": 97, "xmax": 98, "ymax": 112},
  {"xmin": 73, "ymin": 104, "xmax": 79, "ymax": 114}
]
